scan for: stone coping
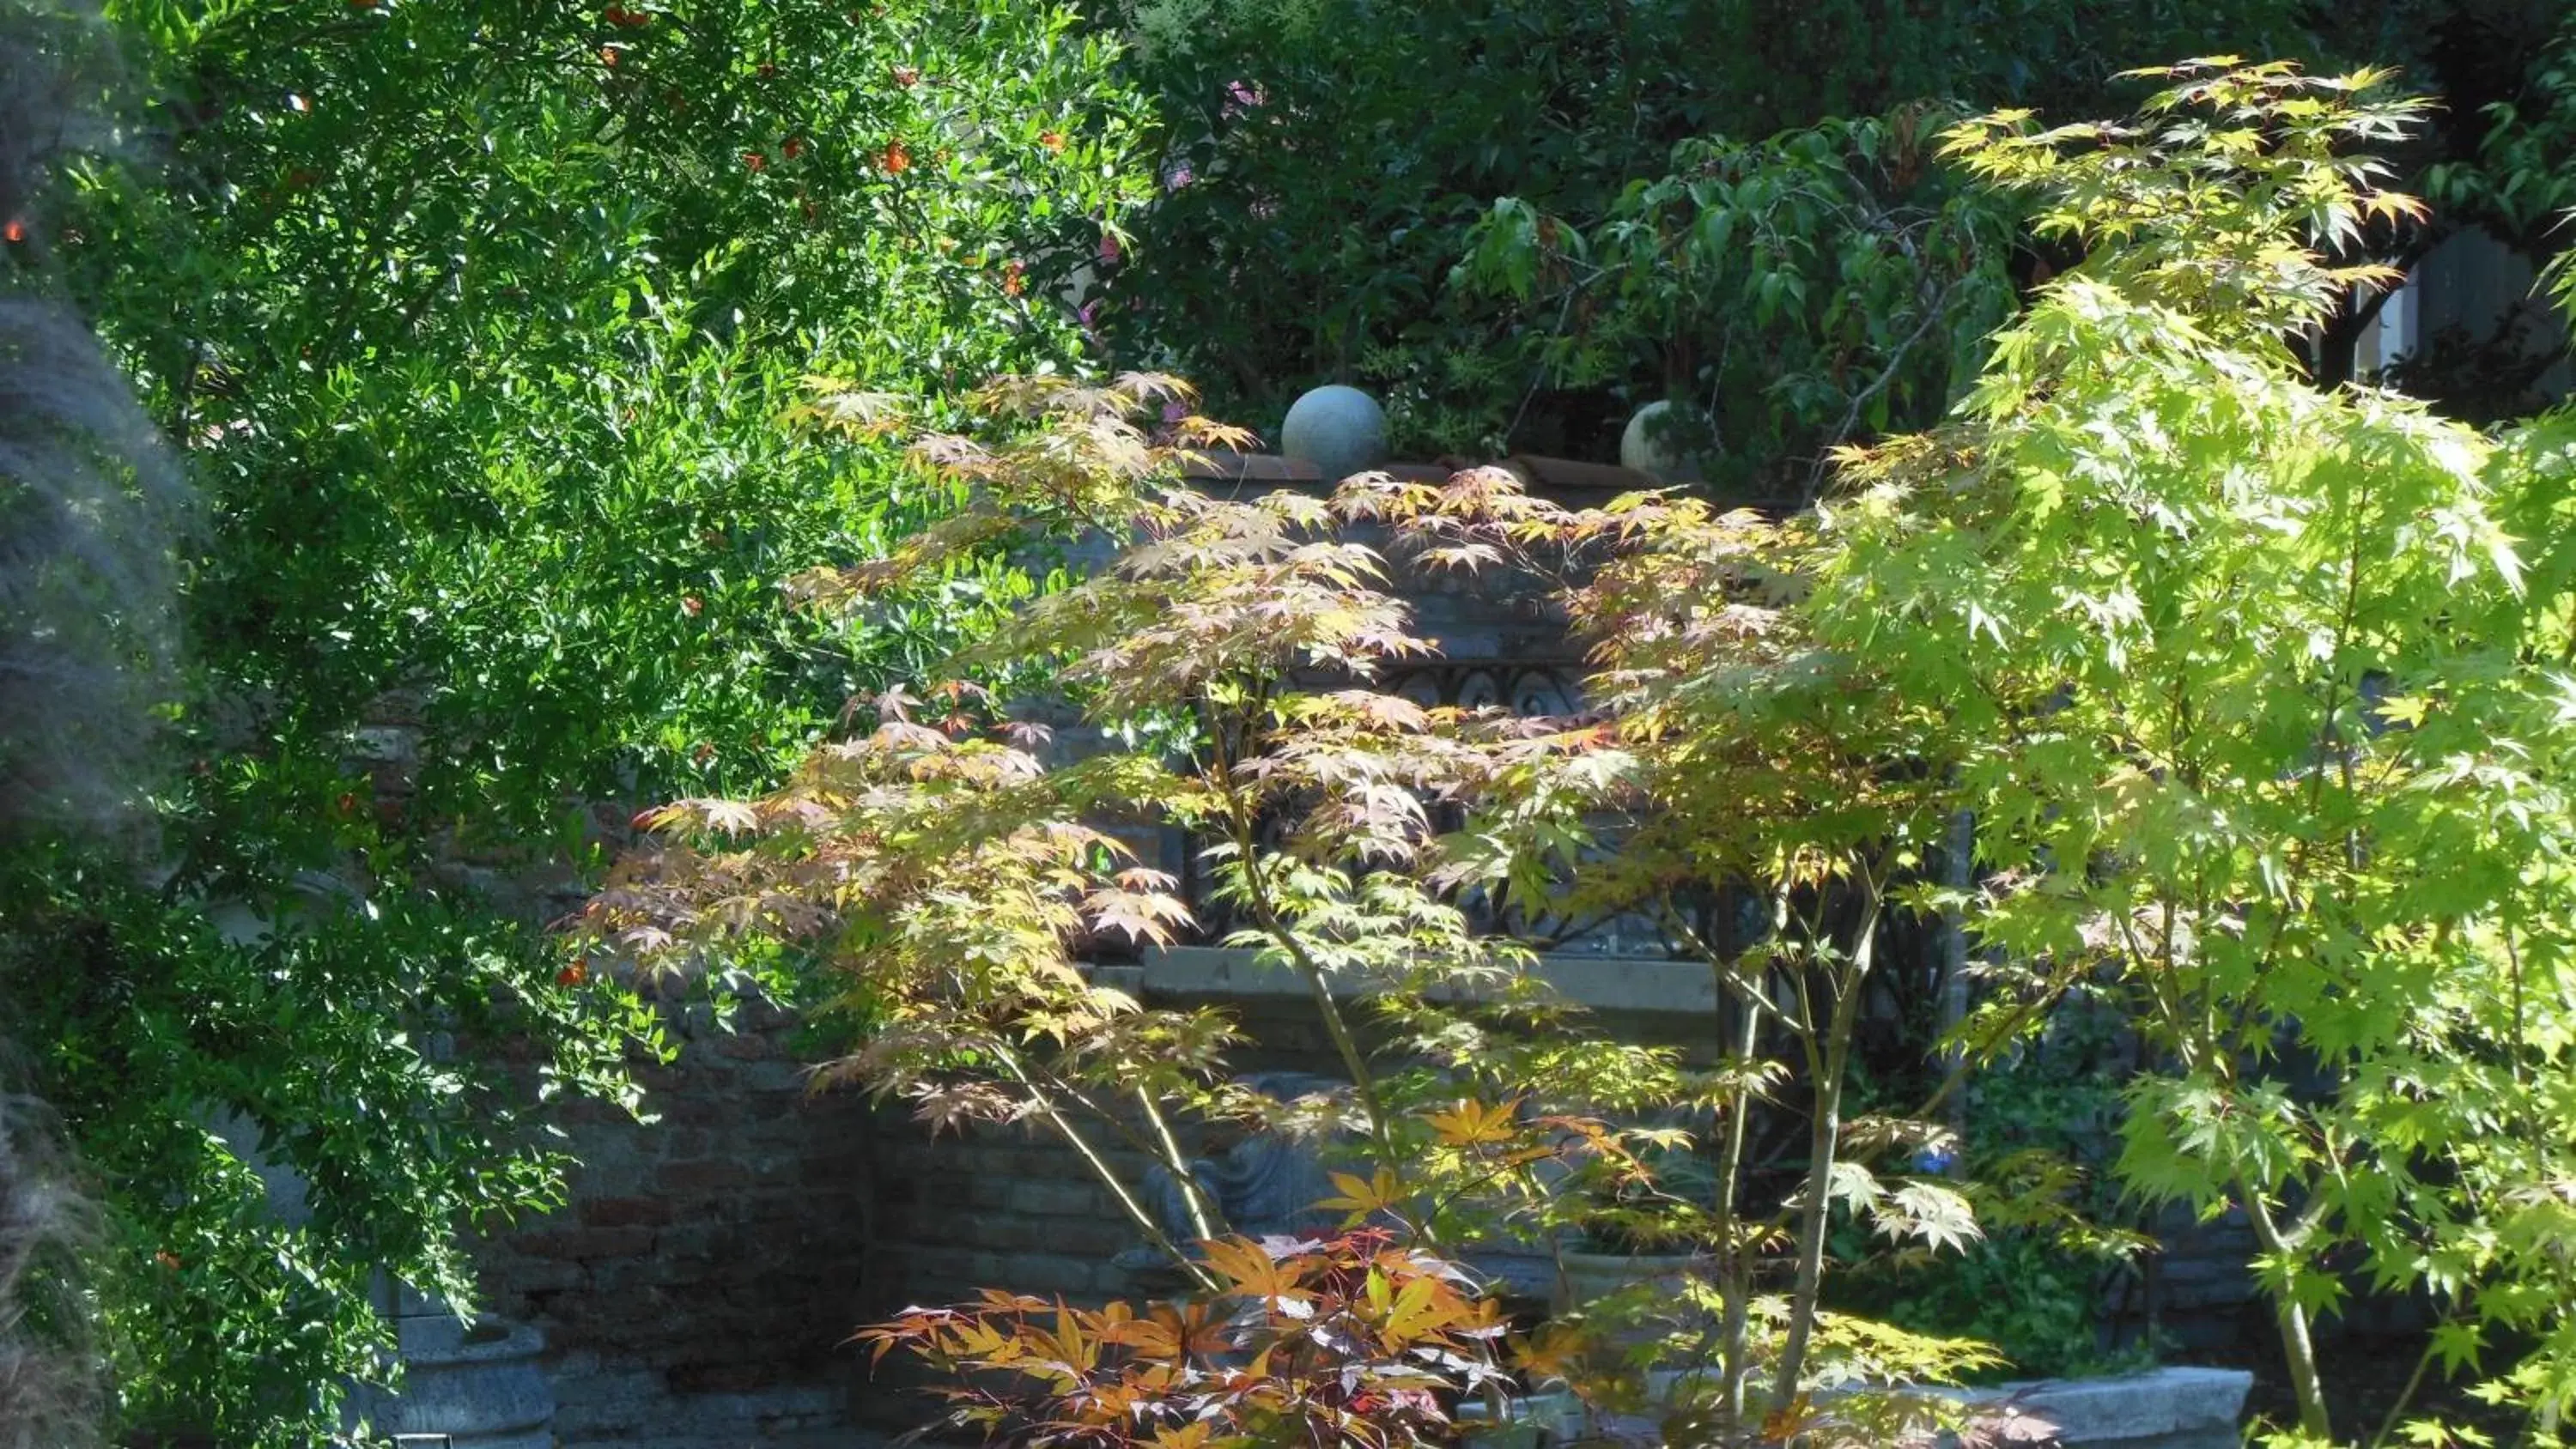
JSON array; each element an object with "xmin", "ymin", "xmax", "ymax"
[
  {"xmin": 1121, "ymin": 946, "xmax": 1717, "ymax": 1016},
  {"xmin": 1467, "ymin": 1366, "xmax": 2251, "ymax": 1449},
  {"xmin": 1940, "ymin": 1367, "xmax": 2255, "ymax": 1446}
]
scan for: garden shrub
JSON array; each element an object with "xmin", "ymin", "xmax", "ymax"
[
  {"xmin": 0, "ymin": 0, "xmax": 1153, "ymax": 1441},
  {"xmin": 1088, "ymin": 0, "xmax": 2318, "ymax": 461},
  {"xmin": 1452, "ymin": 110, "xmax": 2021, "ymax": 504},
  {"xmin": 860, "ymin": 1231, "xmax": 1513, "ymax": 1449}
]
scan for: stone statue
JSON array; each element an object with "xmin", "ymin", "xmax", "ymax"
[
  {"xmin": 1114, "ymin": 1072, "xmax": 1348, "ymax": 1275},
  {"xmin": 1113, "ymin": 1071, "xmax": 1564, "ymax": 1302}
]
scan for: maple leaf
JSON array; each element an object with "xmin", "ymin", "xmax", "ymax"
[
  {"xmin": 1315, "ymin": 1167, "xmax": 1406, "ymax": 1225},
  {"xmin": 1200, "ymin": 1236, "xmax": 1316, "ymax": 1318},
  {"xmin": 1425, "ymin": 1097, "xmax": 1522, "ymax": 1148},
  {"xmin": 1149, "ymin": 1422, "xmax": 1215, "ymax": 1449},
  {"xmin": 1376, "ymin": 1273, "xmax": 1467, "ymax": 1350},
  {"xmin": 1083, "ymin": 886, "xmax": 1194, "ymax": 945}
]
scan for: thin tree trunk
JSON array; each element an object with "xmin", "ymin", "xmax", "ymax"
[
  {"xmin": 1136, "ymin": 1088, "xmax": 1223, "ymax": 1242},
  {"xmin": 994, "ymin": 1044, "xmax": 1218, "ymax": 1292},
  {"xmin": 1236, "ymin": 854, "xmax": 1401, "ymax": 1177},
  {"xmin": 1936, "ymin": 809, "xmax": 1973, "ymax": 1152},
  {"xmin": 1771, "ymin": 883, "xmax": 1881, "ymax": 1409},
  {"xmin": 1715, "ymin": 991, "xmax": 1763, "ymax": 1434},
  {"xmin": 1287, "ymin": 952, "xmax": 1403, "ymax": 1176},
  {"xmin": 2239, "ymin": 1182, "xmax": 2331, "ymax": 1441}
]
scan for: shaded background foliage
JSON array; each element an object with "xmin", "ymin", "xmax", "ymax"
[{"xmin": 1087, "ymin": 0, "xmax": 2567, "ymax": 470}]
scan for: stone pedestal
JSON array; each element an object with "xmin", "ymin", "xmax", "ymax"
[{"xmin": 353, "ymin": 1287, "xmax": 557, "ymax": 1449}]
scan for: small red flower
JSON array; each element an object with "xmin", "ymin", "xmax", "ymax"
[
  {"xmin": 757, "ymin": 61, "xmax": 779, "ymax": 78},
  {"xmin": 742, "ymin": 150, "xmax": 767, "ymax": 172},
  {"xmin": 155, "ymin": 1250, "xmax": 182, "ymax": 1270},
  {"xmin": 2, "ymin": 219, "xmax": 22, "ymax": 244},
  {"xmin": 691, "ymin": 743, "xmax": 716, "ymax": 765},
  {"xmin": 598, "ymin": 45, "xmax": 620, "ymax": 66},
  {"xmin": 336, "ymin": 791, "xmax": 359, "ymax": 815},
  {"xmin": 782, "ymin": 136, "xmax": 805, "ymax": 160},
  {"xmin": 881, "ymin": 139, "xmax": 910, "ymax": 173},
  {"xmin": 681, "ymin": 594, "xmax": 703, "ymax": 615},
  {"xmin": 1039, "ymin": 130, "xmax": 1066, "ymax": 153},
  {"xmin": 556, "ymin": 959, "xmax": 590, "ymax": 988}
]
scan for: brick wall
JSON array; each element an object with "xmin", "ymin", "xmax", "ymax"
[
  {"xmin": 460, "ymin": 963, "xmax": 2356, "ymax": 1444},
  {"xmin": 473, "ymin": 998, "xmax": 876, "ymax": 1448}
]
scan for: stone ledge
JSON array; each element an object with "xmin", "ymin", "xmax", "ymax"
[
  {"xmin": 1915, "ymin": 1367, "xmax": 2254, "ymax": 1449},
  {"xmin": 1512, "ymin": 1366, "xmax": 2252, "ymax": 1449},
  {"xmin": 1128, "ymin": 946, "xmax": 1717, "ymax": 1016}
]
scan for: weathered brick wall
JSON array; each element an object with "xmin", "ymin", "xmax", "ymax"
[
  {"xmin": 459, "ymin": 960, "xmax": 2344, "ymax": 1443},
  {"xmin": 853, "ymin": 991, "xmax": 1348, "ymax": 1307},
  {"xmin": 865, "ymin": 1121, "xmax": 1151, "ymax": 1306},
  {"xmin": 473, "ymin": 999, "xmax": 876, "ymax": 1447}
]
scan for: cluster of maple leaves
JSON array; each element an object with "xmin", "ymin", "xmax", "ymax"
[{"xmin": 858, "ymin": 1232, "xmax": 1513, "ymax": 1449}]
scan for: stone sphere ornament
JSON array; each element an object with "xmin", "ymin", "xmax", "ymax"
[
  {"xmin": 1619, "ymin": 400, "xmax": 1714, "ymax": 483},
  {"xmin": 1279, "ymin": 385, "xmax": 1388, "ymax": 482}
]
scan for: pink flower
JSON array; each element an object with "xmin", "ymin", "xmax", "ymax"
[
  {"xmin": 1097, "ymin": 233, "xmax": 1122, "ymax": 266},
  {"xmin": 1163, "ymin": 161, "xmax": 1194, "ymax": 191}
]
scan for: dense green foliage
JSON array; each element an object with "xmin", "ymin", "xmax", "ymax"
[
  {"xmin": 2426, "ymin": 3, "xmax": 2576, "ymax": 250},
  {"xmin": 1454, "ymin": 110, "xmax": 2020, "ymax": 501},
  {"xmin": 1813, "ymin": 65, "xmax": 2576, "ymax": 1442},
  {"xmin": 75, "ymin": 0, "xmax": 1147, "ymax": 822},
  {"xmin": 3, "ymin": 0, "xmax": 2571, "ymax": 1435},
  {"xmin": 0, "ymin": 1, "xmax": 1151, "ymax": 1442},
  {"xmin": 1089, "ymin": 0, "xmax": 2325, "ymax": 459}
]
